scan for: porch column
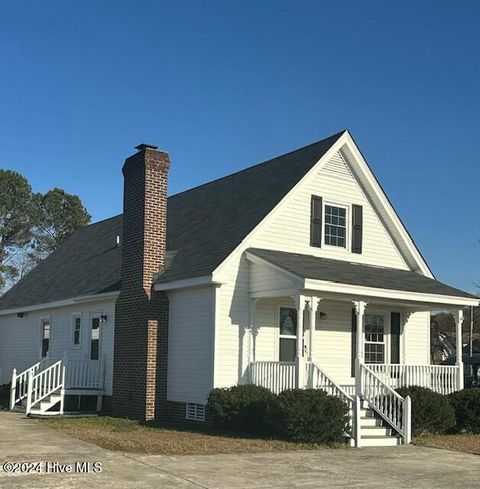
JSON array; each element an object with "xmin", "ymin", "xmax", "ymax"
[
  {"xmin": 353, "ymin": 301, "xmax": 367, "ymax": 364},
  {"xmin": 295, "ymin": 295, "xmax": 307, "ymax": 389},
  {"xmin": 309, "ymin": 297, "xmax": 321, "ymax": 361},
  {"xmin": 454, "ymin": 309, "xmax": 464, "ymax": 390},
  {"xmin": 248, "ymin": 298, "xmax": 258, "ymax": 364}
]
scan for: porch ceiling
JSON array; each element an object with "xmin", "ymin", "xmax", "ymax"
[{"xmin": 246, "ymin": 248, "xmax": 479, "ymax": 308}]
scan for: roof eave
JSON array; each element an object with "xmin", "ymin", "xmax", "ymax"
[
  {"xmin": 154, "ymin": 274, "xmax": 223, "ymax": 291},
  {"xmin": 0, "ymin": 290, "xmax": 120, "ymax": 317},
  {"xmin": 303, "ymin": 278, "xmax": 479, "ymax": 307}
]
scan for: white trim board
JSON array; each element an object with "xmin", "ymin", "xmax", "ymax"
[
  {"xmin": 246, "ymin": 250, "xmax": 478, "ymax": 307},
  {"xmin": 0, "ymin": 291, "xmax": 119, "ymax": 316}
]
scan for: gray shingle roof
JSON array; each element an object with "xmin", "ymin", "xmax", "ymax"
[
  {"xmin": 0, "ymin": 131, "xmax": 344, "ymax": 311},
  {"xmin": 248, "ymin": 248, "xmax": 477, "ymax": 299}
]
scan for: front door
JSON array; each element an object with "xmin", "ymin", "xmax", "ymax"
[
  {"xmin": 279, "ymin": 307, "xmax": 297, "ymax": 362},
  {"xmin": 90, "ymin": 315, "xmax": 101, "ymax": 360}
]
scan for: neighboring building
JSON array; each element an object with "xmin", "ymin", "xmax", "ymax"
[{"xmin": 1, "ymin": 131, "xmax": 478, "ymax": 446}]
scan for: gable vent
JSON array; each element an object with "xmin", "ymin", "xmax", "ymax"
[
  {"xmin": 186, "ymin": 403, "xmax": 206, "ymax": 422},
  {"xmin": 323, "ymin": 152, "xmax": 353, "ymax": 179}
]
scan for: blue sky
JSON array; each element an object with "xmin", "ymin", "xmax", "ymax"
[{"xmin": 0, "ymin": 1, "xmax": 478, "ymax": 291}]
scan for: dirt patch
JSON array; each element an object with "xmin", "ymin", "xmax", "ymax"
[{"xmin": 415, "ymin": 434, "xmax": 480, "ymax": 455}]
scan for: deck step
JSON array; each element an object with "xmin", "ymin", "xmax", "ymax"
[
  {"xmin": 360, "ymin": 425, "xmax": 392, "ymax": 437},
  {"xmin": 360, "ymin": 416, "xmax": 383, "ymax": 427},
  {"xmin": 360, "ymin": 435, "xmax": 402, "ymax": 447},
  {"xmin": 39, "ymin": 394, "xmax": 62, "ymax": 412}
]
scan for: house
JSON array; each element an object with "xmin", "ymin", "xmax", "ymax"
[{"xmin": 1, "ymin": 131, "xmax": 478, "ymax": 446}]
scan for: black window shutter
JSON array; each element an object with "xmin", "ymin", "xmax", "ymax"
[
  {"xmin": 351, "ymin": 204, "xmax": 363, "ymax": 254},
  {"xmin": 391, "ymin": 312, "xmax": 401, "ymax": 364},
  {"xmin": 310, "ymin": 196, "xmax": 323, "ymax": 247},
  {"xmin": 351, "ymin": 308, "xmax": 357, "ymax": 376}
]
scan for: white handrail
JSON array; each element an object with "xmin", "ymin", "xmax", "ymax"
[
  {"xmin": 357, "ymin": 360, "xmax": 411, "ymax": 443},
  {"xmin": 27, "ymin": 360, "xmax": 63, "ymax": 414},
  {"xmin": 368, "ymin": 363, "xmax": 458, "ymax": 395},
  {"xmin": 9, "ymin": 358, "xmax": 48, "ymax": 410},
  {"xmin": 306, "ymin": 361, "xmax": 354, "ymax": 407}
]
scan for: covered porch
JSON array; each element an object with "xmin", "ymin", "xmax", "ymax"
[{"xmin": 242, "ymin": 248, "xmax": 478, "ymax": 445}]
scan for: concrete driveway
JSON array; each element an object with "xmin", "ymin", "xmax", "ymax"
[{"xmin": 0, "ymin": 412, "xmax": 478, "ymax": 489}]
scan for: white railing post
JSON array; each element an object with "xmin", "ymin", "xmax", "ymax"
[
  {"xmin": 295, "ymin": 295, "xmax": 306, "ymax": 389},
  {"xmin": 455, "ymin": 309, "xmax": 464, "ymax": 391},
  {"xmin": 10, "ymin": 369, "xmax": 17, "ymax": 411},
  {"xmin": 59, "ymin": 364, "xmax": 66, "ymax": 415},
  {"xmin": 404, "ymin": 395, "xmax": 412, "ymax": 444},
  {"xmin": 354, "ymin": 395, "xmax": 362, "ymax": 447},
  {"xmin": 25, "ymin": 369, "xmax": 33, "ymax": 415}
]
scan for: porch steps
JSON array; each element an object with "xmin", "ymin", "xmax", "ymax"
[
  {"xmin": 30, "ymin": 393, "xmax": 62, "ymax": 416},
  {"xmin": 349, "ymin": 403, "xmax": 402, "ymax": 447}
]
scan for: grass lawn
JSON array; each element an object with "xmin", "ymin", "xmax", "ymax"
[
  {"xmin": 42, "ymin": 416, "xmax": 342, "ymax": 455},
  {"xmin": 416, "ymin": 434, "xmax": 480, "ymax": 455}
]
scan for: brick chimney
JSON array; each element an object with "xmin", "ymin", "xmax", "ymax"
[{"xmin": 112, "ymin": 144, "xmax": 170, "ymax": 421}]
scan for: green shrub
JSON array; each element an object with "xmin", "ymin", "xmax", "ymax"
[
  {"xmin": 396, "ymin": 386, "xmax": 455, "ymax": 437},
  {"xmin": 449, "ymin": 389, "xmax": 480, "ymax": 433},
  {"xmin": 207, "ymin": 384, "xmax": 275, "ymax": 432},
  {"xmin": 0, "ymin": 384, "xmax": 10, "ymax": 410},
  {"xmin": 267, "ymin": 389, "xmax": 349, "ymax": 443}
]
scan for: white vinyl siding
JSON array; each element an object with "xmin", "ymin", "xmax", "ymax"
[
  {"xmin": 0, "ymin": 300, "xmax": 116, "ymax": 394},
  {"xmin": 404, "ymin": 311, "xmax": 430, "ymax": 364},
  {"xmin": 166, "ymin": 287, "xmax": 214, "ymax": 404},
  {"xmin": 248, "ymin": 151, "xmax": 408, "ymax": 268},
  {"xmin": 214, "ymin": 255, "xmax": 251, "ymax": 388}
]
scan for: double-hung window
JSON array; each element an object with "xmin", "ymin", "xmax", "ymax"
[
  {"xmin": 41, "ymin": 318, "xmax": 50, "ymax": 358},
  {"xmin": 72, "ymin": 314, "xmax": 82, "ymax": 347},
  {"xmin": 364, "ymin": 314, "xmax": 385, "ymax": 364},
  {"xmin": 324, "ymin": 204, "xmax": 347, "ymax": 247}
]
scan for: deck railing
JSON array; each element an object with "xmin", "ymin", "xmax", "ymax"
[
  {"xmin": 10, "ymin": 357, "xmax": 106, "ymax": 413},
  {"xmin": 357, "ymin": 360, "xmax": 411, "ymax": 444},
  {"xmin": 27, "ymin": 360, "xmax": 65, "ymax": 414},
  {"xmin": 368, "ymin": 363, "xmax": 459, "ymax": 395},
  {"xmin": 64, "ymin": 359, "xmax": 105, "ymax": 390},
  {"xmin": 247, "ymin": 361, "xmax": 295, "ymax": 394},
  {"xmin": 9, "ymin": 357, "xmax": 50, "ymax": 410}
]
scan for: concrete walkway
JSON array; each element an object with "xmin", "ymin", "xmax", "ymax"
[{"xmin": 0, "ymin": 412, "xmax": 479, "ymax": 488}]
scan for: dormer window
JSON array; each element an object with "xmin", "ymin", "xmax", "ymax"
[{"xmin": 324, "ymin": 204, "xmax": 347, "ymax": 247}]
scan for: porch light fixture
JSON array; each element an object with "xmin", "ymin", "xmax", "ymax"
[
  {"xmin": 318, "ymin": 312, "xmax": 327, "ymax": 320},
  {"xmin": 100, "ymin": 314, "xmax": 108, "ymax": 323}
]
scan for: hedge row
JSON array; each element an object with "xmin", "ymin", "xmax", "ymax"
[
  {"xmin": 208, "ymin": 384, "xmax": 480, "ymax": 442},
  {"xmin": 207, "ymin": 385, "xmax": 349, "ymax": 443},
  {"xmin": 396, "ymin": 386, "xmax": 480, "ymax": 437}
]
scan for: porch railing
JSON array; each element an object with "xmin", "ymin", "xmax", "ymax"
[
  {"xmin": 368, "ymin": 363, "xmax": 459, "ymax": 395},
  {"xmin": 357, "ymin": 360, "xmax": 411, "ymax": 444},
  {"xmin": 64, "ymin": 359, "xmax": 105, "ymax": 390},
  {"xmin": 247, "ymin": 361, "xmax": 295, "ymax": 394},
  {"xmin": 306, "ymin": 361, "xmax": 354, "ymax": 407}
]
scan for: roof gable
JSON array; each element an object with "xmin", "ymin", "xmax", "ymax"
[{"xmin": 213, "ymin": 131, "xmax": 433, "ymax": 280}]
